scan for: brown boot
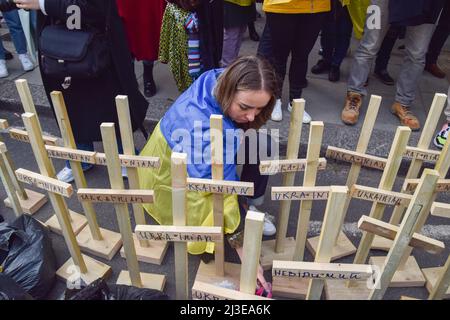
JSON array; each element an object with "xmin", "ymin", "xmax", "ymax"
[
  {"xmin": 341, "ymin": 92, "xmax": 362, "ymax": 125},
  {"xmin": 425, "ymin": 63, "xmax": 446, "ymax": 79},
  {"xmin": 391, "ymin": 102, "xmax": 420, "ymax": 131}
]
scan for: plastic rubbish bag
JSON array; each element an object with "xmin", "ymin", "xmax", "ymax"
[
  {"xmin": 0, "ymin": 274, "xmax": 34, "ymax": 300},
  {"xmin": 65, "ymin": 278, "xmax": 169, "ymax": 300},
  {"xmin": 0, "ymin": 215, "xmax": 56, "ymax": 299}
]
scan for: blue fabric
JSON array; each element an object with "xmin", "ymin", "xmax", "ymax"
[
  {"xmin": 0, "ymin": 10, "xmax": 28, "ymax": 59},
  {"xmin": 160, "ymin": 69, "xmax": 240, "ymax": 181}
]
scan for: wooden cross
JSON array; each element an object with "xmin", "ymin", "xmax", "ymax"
[
  {"xmin": 258, "ymin": 99, "xmax": 328, "ymax": 269},
  {"xmin": 1, "ymin": 118, "xmax": 47, "ymax": 215},
  {"xmin": 191, "ymin": 115, "xmax": 255, "ymax": 283},
  {"xmin": 19, "ymin": 112, "xmax": 111, "ymax": 284},
  {"xmin": 116, "ymin": 96, "xmax": 168, "ymax": 265},
  {"xmin": 192, "ymin": 210, "xmax": 271, "ymax": 300},
  {"xmin": 0, "ymin": 142, "xmax": 22, "ymax": 217},
  {"xmin": 373, "ymin": 92, "xmax": 448, "ymax": 250},
  {"xmin": 314, "ymin": 95, "xmax": 381, "ymax": 261},
  {"xmin": 96, "ymin": 122, "xmax": 166, "ymax": 290},
  {"xmin": 47, "ymin": 91, "xmax": 122, "ymax": 261}
]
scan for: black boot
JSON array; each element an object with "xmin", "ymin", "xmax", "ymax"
[
  {"xmin": 248, "ymin": 22, "xmax": 260, "ymax": 42},
  {"xmin": 143, "ymin": 61, "xmax": 156, "ymax": 98},
  {"xmin": 328, "ymin": 65, "xmax": 340, "ymax": 82},
  {"xmin": 311, "ymin": 59, "xmax": 331, "ymax": 74}
]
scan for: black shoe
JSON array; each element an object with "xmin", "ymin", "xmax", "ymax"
[
  {"xmin": 5, "ymin": 50, "xmax": 13, "ymax": 60},
  {"xmin": 249, "ymin": 29, "xmax": 260, "ymax": 42},
  {"xmin": 144, "ymin": 80, "xmax": 156, "ymax": 98},
  {"xmin": 374, "ymin": 69, "xmax": 394, "ymax": 85},
  {"xmin": 328, "ymin": 65, "xmax": 340, "ymax": 82},
  {"xmin": 311, "ymin": 59, "xmax": 331, "ymax": 74}
]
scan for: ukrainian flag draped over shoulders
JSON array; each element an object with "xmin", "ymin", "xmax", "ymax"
[
  {"xmin": 138, "ymin": 69, "xmax": 241, "ymax": 255},
  {"xmin": 263, "ymin": 0, "xmax": 331, "ymax": 14}
]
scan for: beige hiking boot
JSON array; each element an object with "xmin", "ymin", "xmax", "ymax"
[
  {"xmin": 391, "ymin": 102, "xmax": 420, "ymax": 131},
  {"xmin": 341, "ymin": 92, "xmax": 362, "ymax": 125}
]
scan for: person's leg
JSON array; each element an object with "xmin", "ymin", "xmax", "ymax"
[
  {"xmin": 256, "ymin": 21, "xmax": 274, "ymax": 66},
  {"xmin": 393, "ymin": 23, "xmax": 435, "ymax": 131},
  {"xmin": 221, "ymin": 25, "xmax": 247, "ymax": 67},
  {"xmin": 143, "ymin": 60, "xmax": 156, "ymax": 98},
  {"xmin": 2, "ymin": 10, "xmax": 27, "ymax": 55},
  {"xmin": 374, "ymin": 26, "xmax": 401, "ymax": 73}
]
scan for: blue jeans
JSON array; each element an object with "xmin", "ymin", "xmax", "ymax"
[{"xmin": 0, "ymin": 10, "xmax": 28, "ymax": 60}]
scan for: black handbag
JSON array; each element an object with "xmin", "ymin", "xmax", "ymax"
[{"xmin": 39, "ymin": 4, "xmax": 112, "ymax": 79}]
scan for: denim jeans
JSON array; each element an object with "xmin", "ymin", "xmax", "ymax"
[
  {"xmin": 0, "ymin": 10, "xmax": 28, "ymax": 60},
  {"xmin": 257, "ymin": 21, "xmax": 275, "ymax": 66},
  {"xmin": 221, "ymin": 25, "xmax": 247, "ymax": 67},
  {"xmin": 347, "ymin": 0, "xmax": 435, "ymax": 107}
]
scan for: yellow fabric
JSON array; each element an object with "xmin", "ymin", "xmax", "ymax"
[
  {"xmin": 347, "ymin": 0, "xmax": 370, "ymax": 40},
  {"xmin": 263, "ymin": 0, "xmax": 331, "ymax": 14},
  {"xmin": 225, "ymin": 0, "xmax": 254, "ymax": 6},
  {"xmin": 138, "ymin": 122, "xmax": 241, "ymax": 255}
]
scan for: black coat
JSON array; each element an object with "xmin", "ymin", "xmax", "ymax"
[
  {"xmin": 37, "ymin": 0, "xmax": 148, "ymax": 143},
  {"xmin": 389, "ymin": 0, "xmax": 445, "ymax": 26}
]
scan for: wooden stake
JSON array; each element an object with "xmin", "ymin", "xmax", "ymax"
[
  {"xmin": 306, "ymin": 186, "xmax": 348, "ymax": 300},
  {"xmin": 210, "ymin": 115, "xmax": 225, "ymax": 276},
  {"xmin": 240, "ymin": 211, "xmax": 265, "ymax": 294},
  {"xmin": 0, "ymin": 143, "xmax": 22, "ymax": 217},
  {"xmin": 428, "ymin": 255, "xmax": 450, "ymax": 300},
  {"xmin": 171, "ymin": 152, "xmax": 189, "ymax": 300},
  {"xmin": 15, "ymin": 80, "xmax": 42, "ymax": 132},
  {"xmin": 369, "ymin": 169, "xmax": 440, "ymax": 299},
  {"xmin": 294, "ymin": 121, "xmax": 324, "ymax": 261}
]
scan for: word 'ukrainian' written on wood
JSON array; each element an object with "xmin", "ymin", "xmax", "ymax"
[
  {"xmin": 326, "ymin": 146, "xmax": 386, "ymax": 170},
  {"xmin": 77, "ymin": 189, "xmax": 154, "ymax": 204},
  {"xmin": 16, "ymin": 168, "xmax": 72, "ymax": 197},
  {"xmin": 135, "ymin": 225, "xmax": 223, "ymax": 243},
  {"xmin": 187, "ymin": 178, "xmax": 254, "ymax": 196},
  {"xmin": 271, "ymin": 186, "xmax": 330, "ymax": 201}
]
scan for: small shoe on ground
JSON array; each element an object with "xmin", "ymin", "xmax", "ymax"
[
  {"xmin": 328, "ymin": 65, "xmax": 340, "ymax": 82},
  {"xmin": 18, "ymin": 54, "xmax": 34, "ymax": 72},
  {"xmin": 57, "ymin": 164, "xmax": 94, "ymax": 183},
  {"xmin": 374, "ymin": 69, "xmax": 395, "ymax": 85},
  {"xmin": 249, "ymin": 205, "xmax": 276, "ymax": 236},
  {"xmin": 311, "ymin": 59, "xmax": 331, "ymax": 74},
  {"xmin": 342, "ymin": 91, "xmax": 362, "ymax": 125},
  {"xmin": 287, "ymin": 102, "xmax": 312, "ymax": 124},
  {"xmin": 271, "ymin": 98, "xmax": 282, "ymax": 122},
  {"xmin": 391, "ymin": 102, "xmax": 420, "ymax": 131},
  {"xmin": 425, "ymin": 63, "xmax": 446, "ymax": 79},
  {"xmin": 434, "ymin": 123, "xmax": 449, "ymax": 149},
  {"xmin": 144, "ymin": 79, "xmax": 156, "ymax": 98},
  {"xmin": 0, "ymin": 59, "xmax": 8, "ymax": 78}
]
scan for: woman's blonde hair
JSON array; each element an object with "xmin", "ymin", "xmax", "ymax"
[{"xmin": 214, "ymin": 55, "xmax": 278, "ymax": 130}]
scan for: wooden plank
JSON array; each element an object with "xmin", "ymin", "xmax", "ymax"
[
  {"xmin": 135, "ymin": 225, "xmax": 223, "ymax": 242},
  {"xmin": 431, "ymin": 202, "xmax": 450, "ymax": 218},
  {"xmin": 352, "ymin": 126, "xmax": 411, "ymax": 267},
  {"xmin": 210, "ymin": 115, "xmax": 224, "ymax": 276},
  {"xmin": 240, "ymin": 211, "xmax": 265, "ymax": 294},
  {"xmin": 15, "ymin": 80, "xmax": 41, "ymax": 132},
  {"xmin": 95, "ymin": 153, "xmax": 160, "ymax": 169},
  {"xmin": 294, "ymin": 122, "xmax": 324, "ymax": 261},
  {"xmin": 77, "ymin": 188, "xmax": 154, "ymax": 204},
  {"xmin": 404, "ymin": 146, "xmax": 440, "ymax": 162},
  {"xmin": 428, "ymin": 256, "xmax": 450, "ymax": 300},
  {"xmin": 403, "ymin": 179, "xmax": 450, "ymax": 193},
  {"xmin": 16, "ymin": 168, "xmax": 73, "ymax": 198},
  {"xmin": 101, "ymin": 123, "xmax": 142, "ymax": 287},
  {"xmin": 351, "ymin": 184, "xmax": 412, "ymax": 206},
  {"xmin": 45, "ymin": 145, "xmax": 97, "ymax": 164},
  {"xmin": 22, "ymin": 112, "xmax": 87, "ymax": 273},
  {"xmin": 326, "ymin": 146, "xmax": 387, "ymax": 170},
  {"xmin": 259, "ymin": 158, "xmax": 327, "ymax": 175},
  {"xmin": 271, "ymin": 186, "xmax": 330, "ymax": 201},
  {"xmin": 273, "ymin": 260, "xmax": 373, "ymax": 280},
  {"xmin": 357, "ymin": 215, "xmax": 444, "ymax": 254},
  {"xmin": 192, "ymin": 281, "xmax": 271, "ymax": 300},
  {"xmin": 0, "ymin": 146, "xmax": 22, "ymax": 216},
  {"xmin": 9, "ymin": 128, "xmax": 59, "ymax": 146},
  {"xmin": 369, "ymin": 169, "xmax": 440, "ymax": 299},
  {"xmin": 0, "ymin": 119, "xmax": 8, "ymax": 130},
  {"xmin": 0, "ymin": 142, "xmax": 28, "ymax": 200},
  {"xmin": 187, "ymin": 178, "xmax": 254, "ymax": 196},
  {"xmin": 307, "ymin": 186, "xmax": 348, "ymax": 300},
  {"xmin": 275, "ymin": 99, "xmax": 305, "ymax": 253},
  {"xmin": 171, "ymin": 152, "xmax": 188, "ymax": 300}
]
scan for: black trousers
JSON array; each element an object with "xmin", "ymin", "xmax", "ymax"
[
  {"xmin": 426, "ymin": 0, "xmax": 450, "ymax": 64},
  {"xmin": 266, "ymin": 12, "xmax": 327, "ymax": 101}
]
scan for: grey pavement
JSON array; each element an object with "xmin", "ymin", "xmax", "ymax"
[{"xmin": 1, "ymin": 8, "xmax": 450, "ymax": 301}]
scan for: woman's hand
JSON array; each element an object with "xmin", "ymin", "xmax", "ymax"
[{"xmin": 14, "ymin": 0, "xmax": 41, "ymax": 10}]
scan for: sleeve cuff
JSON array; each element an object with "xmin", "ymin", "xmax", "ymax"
[{"xmin": 39, "ymin": 0, "xmax": 47, "ymax": 15}]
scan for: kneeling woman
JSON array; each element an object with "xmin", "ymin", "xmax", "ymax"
[{"xmin": 138, "ymin": 56, "xmax": 277, "ymax": 295}]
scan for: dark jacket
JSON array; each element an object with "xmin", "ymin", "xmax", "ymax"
[
  {"xmin": 37, "ymin": 0, "xmax": 148, "ymax": 142},
  {"xmin": 389, "ymin": 0, "xmax": 445, "ymax": 26}
]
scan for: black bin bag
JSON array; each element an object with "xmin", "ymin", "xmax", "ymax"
[
  {"xmin": 0, "ymin": 274, "xmax": 33, "ymax": 300},
  {"xmin": 0, "ymin": 215, "xmax": 56, "ymax": 299},
  {"xmin": 65, "ymin": 278, "xmax": 170, "ymax": 300}
]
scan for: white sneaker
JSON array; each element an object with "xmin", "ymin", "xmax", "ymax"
[
  {"xmin": 271, "ymin": 99, "xmax": 282, "ymax": 122},
  {"xmin": 287, "ymin": 103, "xmax": 312, "ymax": 124},
  {"xmin": 0, "ymin": 59, "xmax": 8, "ymax": 78},
  {"xmin": 56, "ymin": 167, "xmax": 75, "ymax": 183},
  {"xmin": 18, "ymin": 54, "xmax": 34, "ymax": 72},
  {"xmin": 249, "ymin": 205, "xmax": 276, "ymax": 236}
]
